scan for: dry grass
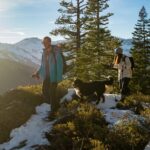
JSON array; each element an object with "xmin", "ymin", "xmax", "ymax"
[{"xmin": 0, "ymin": 83, "xmax": 67, "ymax": 143}]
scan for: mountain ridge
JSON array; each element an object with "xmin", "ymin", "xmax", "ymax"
[{"xmin": 0, "ymin": 37, "xmax": 133, "ymax": 94}]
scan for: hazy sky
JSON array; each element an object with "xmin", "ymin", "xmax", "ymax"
[{"xmin": 0, "ymin": 0, "xmax": 150, "ymax": 43}]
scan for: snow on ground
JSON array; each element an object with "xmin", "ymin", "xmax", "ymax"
[
  {"xmin": 96, "ymin": 94, "xmax": 145, "ymax": 125},
  {"xmin": 61, "ymin": 89, "xmax": 146, "ymax": 127},
  {"xmin": 96, "ymin": 94, "xmax": 121, "ymax": 110},
  {"xmin": 0, "ymin": 89, "xmax": 149, "ymax": 150},
  {"xmin": 102, "ymin": 109, "xmax": 142, "ymax": 125},
  {"xmin": 145, "ymin": 142, "xmax": 150, "ymax": 150},
  {"xmin": 0, "ymin": 103, "xmax": 55, "ymax": 150},
  {"xmin": 60, "ymin": 88, "xmax": 76, "ymax": 103}
]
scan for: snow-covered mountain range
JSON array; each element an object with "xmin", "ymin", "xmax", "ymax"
[
  {"xmin": 0, "ymin": 38, "xmax": 42, "ymax": 66},
  {"xmin": 0, "ymin": 38, "xmax": 65, "ymax": 67},
  {"xmin": 0, "ymin": 37, "xmax": 133, "ymax": 94},
  {"xmin": 0, "ymin": 37, "xmax": 133, "ymax": 66},
  {"xmin": 0, "ymin": 38, "xmax": 66, "ymax": 94},
  {"xmin": 0, "ymin": 38, "xmax": 43, "ymax": 68}
]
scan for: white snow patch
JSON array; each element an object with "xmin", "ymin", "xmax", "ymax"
[
  {"xmin": 60, "ymin": 89, "xmax": 121, "ymax": 110},
  {"xmin": 0, "ymin": 103, "xmax": 55, "ymax": 150},
  {"xmin": 102, "ymin": 109, "xmax": 135, "ymax": 125},
  {"xmin": 60, "ymin": 88, "xmax": 76, "ymax": 103},
  {"xmin": 0, "ymin": 89, "xmax": 148, "ymax": 150},
  {"xmin": 95, "ymin": 94, "xmax": 140, "ymax": 125},
  {"xmin": 145, "ymin": 142, "xmax": 150, "ymax": 150},
  {"xmin": 96, "ymin": 94, "xmax": 121, "ymax": 110},
  {"xmin": 60, "ymin": 89, "xmax": 146, "ymax": 127}
]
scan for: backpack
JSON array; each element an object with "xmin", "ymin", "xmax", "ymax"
[{"xmin": 123, "ymin": 56, "xmax": 135, "ymax": 70}]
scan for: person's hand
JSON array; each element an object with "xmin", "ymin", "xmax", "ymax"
[{"xmin": 32, "ymin": 73, "xmax": 40, "ymax": 80}]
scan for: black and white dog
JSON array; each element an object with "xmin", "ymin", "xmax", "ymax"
[{"xmin": 73, "ymin": 77, "xmax": 113, "ymax": 104}]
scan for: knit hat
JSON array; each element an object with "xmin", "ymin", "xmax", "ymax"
[{"xmin": 115, "ymin": 47, "xmax": 123, "ymax": 54}]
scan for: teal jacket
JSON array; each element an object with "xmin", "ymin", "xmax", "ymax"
[{"xmin": 38, "ymin": 46, "xmax": 63, "ymax": 83}]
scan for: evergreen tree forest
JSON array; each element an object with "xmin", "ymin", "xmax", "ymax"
[
  {"xmin": 51, "ymin": 1, "xmax": 150, "ymax": 94},
  {"xmin": 131, "ymin": 6, "xmax": 150, "ymax": 94},
  {"xmin": 51, "ymin": 0, "xmax": 120, "ymax": 81}
]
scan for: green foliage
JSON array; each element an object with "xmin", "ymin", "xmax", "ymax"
[
  {"xmin": 58, "ymin": 79, "xmax": 73, "ymax": 89},
  {"xmin": 116, "ymin": 94, "xmax": 150, "ymax": 114},
  {"xmin": 141, "ymin": 109, "xmax": 150, "ymax": 120},
  {"xmin": 107, "ymin": 121, "xmax": 150, "ymax": 150},
  {"xmin": 0, "ymin": 84, "xmax": 67, "ymax": 143},
  {"xmin": 74, "ymin": 0, "xmax": 118, "ymax": 80},
  {"xmin": 51, "ymin": 0, "xmax": 120, "ymax": 81},
  {"xmin": 46, "ymin": 97, "xmax": 150, "ymax": 150},
  {"xmin": 47, "ymin": 101, "xmax": 108, "ymax": 150},
  {"xmin": 141, "ymin": 109, "xmax": 150, "ymax": 129},
  {"xmin": 51, "ymin": 0, "xmax": 88, "ymax": 78},
  {"xmin": 0, "ymin": 85, "xmax": 43, "ymax": 143},
  {"xmin": 17, "ymin": 84, "xmax": 42, "ymax": 95},
  {"xmin": 131, "ymin": 6, "xmax": 150, "ymax": 93},
  {"xmin": 51, "ymin": 0, "xmax": 87, "ymax": 51}
]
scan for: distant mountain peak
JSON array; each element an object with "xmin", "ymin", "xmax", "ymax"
[
  {"xmin": 15, "ymin": 37, "xmax": 42, "ymax": 45},
  {"xmin": 0, "ymin": 37, "xmax": 133, "ymax": 65}
]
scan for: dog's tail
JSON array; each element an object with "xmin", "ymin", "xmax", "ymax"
[{"xmin": 104, "ymin": 76, "xmax": 114, "ymax": 85}]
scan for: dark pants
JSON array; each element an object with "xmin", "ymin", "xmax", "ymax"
[
  {"xmin": 42, "ymin": 78, "xmax": 59, "ymax": 112},
  {"xmin": 119, "ymin": 77, "xmax": 131, "ymax": 98}
]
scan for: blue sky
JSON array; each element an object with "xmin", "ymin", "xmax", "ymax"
[{"xmin": 0, "ymin": 0, "xmax": 150, "ymax": 43}]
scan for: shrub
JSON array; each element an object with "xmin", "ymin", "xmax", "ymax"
[
  {"xmin": 106, "ymin": 121, "xmax": 150, "ymax": 150},
  {"xmin": 46, "ymin": 95, "xmax": 150, "ymax": 150},
  {"xmin": 141, "ymin": 109, "xmax": 150, "ymax": 120},
  {"xmin": 58, "ymin": 79, "xmax": 73, "ymax": 89},
  {"xmin": 47, "ymin": 101, "xmax": 108, "ymax": 150},
  {"xmin": 116, "ymin": 94, "xmax": 150, "ymax": 114}
]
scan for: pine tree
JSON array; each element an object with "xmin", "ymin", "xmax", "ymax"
[
  {"xmin": 51, "ymin": 0, "xmax": 120, "ymax": 81},
  {"xmin": 131, "ymin": 6, "xmax": 150, "ymax": 93},
  {"xmin": 50, "ymin": 0, "xmax": 87, "ymax": 51},
  {"xmin": 75, "ymin": 0, "xmax": 117, "ymax": 80},
  {"xmin": 50, "ymin": 0, "xmax": 88, "ymax": 78}
]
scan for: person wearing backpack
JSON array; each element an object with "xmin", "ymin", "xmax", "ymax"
[
  {"xmin": 113, "ymin": 47, "xmax": 133, "ymax": 101},
  {"xmin": 32, "ymin": 36, "xmax": 66, "ymax": 117}
]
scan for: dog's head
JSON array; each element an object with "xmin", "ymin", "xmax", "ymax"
[{"xmin": 73, "ymin": 79, "xmax": 83, "ymax": 88}]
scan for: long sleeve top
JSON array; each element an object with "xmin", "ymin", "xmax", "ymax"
[
  {"xmin": 37, "ymin": 45, "xmax": 64, "ymax": 83},
  {"xmin": 114, "ymin": 56, "xmax": 132, "ymax": 80}
]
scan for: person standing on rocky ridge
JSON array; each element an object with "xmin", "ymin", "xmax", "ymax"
[{"xmin": 32, "ymin": 36, "xmax": 65, "ymax": 116}]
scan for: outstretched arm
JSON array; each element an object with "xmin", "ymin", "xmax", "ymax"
[{"xmin": 32, "ymin": 54, "xmax": 43, "ymax": 80}]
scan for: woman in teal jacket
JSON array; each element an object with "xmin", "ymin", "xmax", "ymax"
[{"xmin": 32, "ymin": 36, "xmax": 64, "ymax": 115}]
